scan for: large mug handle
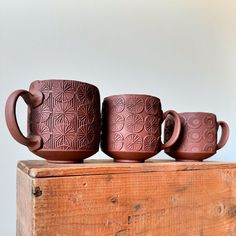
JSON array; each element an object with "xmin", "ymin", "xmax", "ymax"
[
  {"xmin": 161, "ymin": 110, "xmax": 181, "ymax": 149},
  {"xmin": 5, "ymin": 89, "xmax": 43, "ymax": 151},
  {"xmin": 216, "ymin": 121, "xmax": 229, "ymax": 150}
]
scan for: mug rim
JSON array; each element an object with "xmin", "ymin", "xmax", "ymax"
[
  {"xmin": 178, "ymin": 112, "xmax": 216, "ymax": 116},
  {"xmin": 104, "ymin": 94, "xmax": 160, "ymax": 101},
  {"xmin": 30, "ymin": 79, "xmax": 99, "ymax": 90}
]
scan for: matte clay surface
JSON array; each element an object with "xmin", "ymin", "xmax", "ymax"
[
  {"xmin": 101, "ymin": 94, "xmax": 181, "ymax": 162},
  {"xmin": 5, "ymin": 80, "xmax": 101, "ymax": 163},
  {"xmin": 164, "ymin": 112, "xmax": 229, "ymax": 161}
]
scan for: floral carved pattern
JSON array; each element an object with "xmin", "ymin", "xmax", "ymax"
[
  {"xmin": 53, "ymin": 103, "xmax": 75, "ymax": 124},
  {"xmin": 52, "ymin": 81, "xmax": 76, "ymax": 102},
  {"xmin": 124, "ymin": 134, "xmax": 142, "ymax": 151},
  {"xmin": 78, "ymin": 104, "xmax": 95, "ymax": 125},
  {"xmin": 126, "ymin": 97, "xmax": 144, "ymax": 114},
  {"xmin": 110, "ymin": 97, "xmax": 125, "ymax": 113},
  {"xmin": 54, "ymin": 124, "xmax": 75, "ymax": 148},
  {"xmin": 125, "ymin": 114, "xmax": 144, "ymax": 133},
  {"xmin": 77, "ymin": 84, "xmax": 94, "ymax": 104},
  {"xmin": 29, "ymin": 80, "xmax": 100, "ymax": 151}
]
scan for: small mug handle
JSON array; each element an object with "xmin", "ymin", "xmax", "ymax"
[
  {"xmin": 216, "ymin": 121, "xmax": 229, "ymax": 150},
  {"xmin": 5, "ymin": 89, "xmax": 43, "ymax": 151},
  {"xmin": 161, "ymin": 110, "xmax": 181, "ymax": 149}
]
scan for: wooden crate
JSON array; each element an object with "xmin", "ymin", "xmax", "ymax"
[{"xmin": 17, "ymin": 160, "xmax": 236, "ymax": 236}]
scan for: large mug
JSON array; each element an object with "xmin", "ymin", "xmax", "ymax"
[
  {"xmin": 101, "ymin": 94, "xmax": 181, "ymax": 162},
  {"xmin": 164, "ymin": 112, "xmax": 229, "ymax": 161},
  {"xmin": 5, "ymin": 79, "xmax": 100, "ymax": 163}
]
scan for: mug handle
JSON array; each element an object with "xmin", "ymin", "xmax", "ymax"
[
  {"xmin": 216, "ymin": 121, "xmax": 229, "ymax": 150},
  {"xmin": 161, "ymin": 110, "xmax": 181, "ymax": 149},
  {"xmin": 5, "ymin": 89, "xmax": 43, "ymax": 151}
]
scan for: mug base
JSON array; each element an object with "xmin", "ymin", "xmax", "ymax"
[
  {"xmin": 47, "ymin": 160, "xmax": 84, "ymax": 164},
  {"xmin": 165, "ymin": 151, "xmax": 216, "ymax": 162},
  {"xmin": 114, "ymin": 159, "xmax": 144, "ymax": 163}
]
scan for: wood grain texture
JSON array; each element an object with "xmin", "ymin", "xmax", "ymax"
[
  {"xmin": 17, "ymin": 160, "xmax": 236, "ymax": 236},
  {"xmin": 18, "ymin": 159, "xmax": 236, "ymax": 178}
]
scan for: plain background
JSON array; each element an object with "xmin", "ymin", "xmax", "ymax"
[{"xmin": 0, "ymin": 0, "xmax": 235, "ymax": 234}]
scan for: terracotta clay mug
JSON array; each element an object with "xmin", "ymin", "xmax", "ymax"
[
  {"xmin": 164, "ymin": 112, "xmax": 229, "ymax": 161},
  {"xmin": 101, "ymin": 94, "xmax": 181, "ymax": 162},
  {"xmin": 5, "ymin": 80, "xmax": 100, "ymax": 163}
]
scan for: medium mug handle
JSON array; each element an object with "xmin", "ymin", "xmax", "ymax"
[
  {"xmin": 161, "ymin": 110, "xmax": 181, "ymax": 149},
  {"xmin": 5, "ymin": 89, "xmax": 43, "ymax": 151},
  {"xmin": 216, "ymin": 121, "xmax": 229, "ymax": 150}
]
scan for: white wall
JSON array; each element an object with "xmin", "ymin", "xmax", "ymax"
[{"xmin": 0, "ymin": 0, "xmax": 235, "ymax": 234}]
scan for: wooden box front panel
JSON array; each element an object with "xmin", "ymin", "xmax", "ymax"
[{"xmin": 17, "ymin": 161, "xmax": 236, "ymax": 236}]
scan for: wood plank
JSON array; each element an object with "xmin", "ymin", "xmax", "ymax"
[
  {"xmin": 16, "ymin": 169, "xmax": 33, "ymax": 236},
  {"xmin": 18, "ymin": 159, "xmax": 236, "ymax": 178},
  {"xmin": 30, "ymin": 167, "xmax": 236, "ymax": 236}
]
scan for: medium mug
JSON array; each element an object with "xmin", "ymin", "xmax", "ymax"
[
  {"xmin": 101, "ymin": 94, "xmax": 181, "ymax": 162},
  {"xmin": 164, "ymin": 112, "xmax": 229, "ymax": 161},
  {"xmin": 5, "ymin": 79, "xmax": 100, "ymax": 163}
]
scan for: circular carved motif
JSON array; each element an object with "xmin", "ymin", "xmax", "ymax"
[
  {"xmin": 110, "ymin": 114, "xmax": 125, "ymax": 132},
  {"xmin": 203, "ymin": 115, "xmax": 215, "ymax": 128},
  {"xmin": 203, "ymin": 143, "xmax": 215, "ymax": 152},
  {"xmin": 188, "ymin": 116, "xmax": 202, "ymax": 129},
  {"xmin": 53, "ymin": 102, "xmax": 75, "ymax": 124},
  {"xmin": 39, "ymin": 81, "xmax": 51, "ymax": 100},
  {"xmin": 204, "ymin": 129, "xmax": 215, "ymax": 143},
  {"xmin": 38, "ymin": 123, "xmax": 51, "ymax": 143},
  {"xmin": 124, "ymin": 134, "xmax": 142, "ymax": 151},
  {"xmin": 125, "ymin": 114, "xmax": 144, "ymax": 133},
  {"xmin": 144, "ymin": 115, "xmax": 160, "ymax": 135},
  {"xmin": 76, "ymin": 84, "xmax": 94, "ymax": 104},
  {"xmin": 52, "ymin": 81, "xmax": 76, "ymax": 102},
  {"xmin": 108, "ymin": 132, "xmax": 124, "ymax": 151},
  {"xmin": 126, "ymin": 97, "xmax": 144, "ymax": 114},
  {"xmin": 145, "ymin": 97, "xmax": 160, "ymax": 115},
  {"xmin": 187, "ymin": 131, "xmax": 202, "ymax": 143},
  {"xmin": 78, "ymin": 104, "xmax": 95, "ymax": 125},
  {"xmin": 144, "ymin": 135, "xmax": 159, "ymax": 152},
  {"xmin": 110, "ymin": 97, "xmax": 125, "ymax": 113}
]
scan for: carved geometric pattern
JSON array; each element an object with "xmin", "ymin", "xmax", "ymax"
[
  {"xmin": 52, "ymin": 81, "xmax": 76, "ymax": 102},
  {"xmin": 53, "ymin": 103, "xmax": 75, "ymax": 124},
  {"xmin": 144, "ymin": 135, "xmax": 159, "ymax": 152},
  {"xmin": 164, "ymin": 113, "xmax": 217, "ymax": 153},
  {"xmin": 124, "ymin": 134, "xmax": 142, "ymax": 151},
  {"xmin": 29, "ymin": 80, "xmax": 100, "ymax": 151},
  {"xmin": 144, "ymin": 115, "xmax": 160, "ymax": 135},
  {"xmin": 110, "ymin": 97, "xmax": 125, "ymax": 113},
  {"xmin": 145, "ymin": 97, "xmax": 160, "ymax": 115},
  {"xmin": 110, "ymin": 114, "xmax": 125, "ymax": 132},
  {"xmin": 125, "ymin": 114, "xmax": 144, "ymax": 133},
  {"xmin": 126, "ymin": 97, "xmax": 144, "ymax": 114},
  {"xmin": 78, "ymin": 104, "xmax": 95, "ymax": 125},
  {"xmin": 108, "ymin": 132, "xmax": 124, "ymax": 151}
]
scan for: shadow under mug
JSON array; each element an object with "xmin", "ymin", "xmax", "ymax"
[
  {"xmin": 101, "ymin": 94, "xmax": 181, "ymax": 162},
  {"xmin": 164, "ymin": 112, "xmax": 229, "ymax": 161},
  {"xmin": 5, "ymin": 79, "xmax": 101, "ymax": 163}
]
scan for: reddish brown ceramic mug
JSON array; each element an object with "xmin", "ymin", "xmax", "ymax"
[
  {"xmin": 164, "ymin": 112, "xmax": 229, "ymax": 161},
  {"xmin": 5, "ymin": 80, "xmax": 100, "ymax": 163},
  {"xmin": 101, "ymin": 94, "xmax": 181, "ymax": 162}
]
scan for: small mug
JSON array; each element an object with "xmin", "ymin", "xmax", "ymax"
[
  {"xmin": 164, "ymin": 112, "xmax": 229, "ymax": 161},
  {"xmin": 5, "ymin": 79, "xmax": 101, "ymax": 163},
  {"xmin": 101, "ymin": 94, "xmax": 181, "ymax": 162}
]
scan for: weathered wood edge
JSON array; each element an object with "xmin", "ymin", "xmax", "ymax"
[{"xmin": 17, "ymin": 159, "xmax": 236, "ymax": 178}]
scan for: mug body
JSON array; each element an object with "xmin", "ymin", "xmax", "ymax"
[
  {"xmin": 164, "ymin": 112, "xmax": 217, "ymax": 161},
  {"xmin": 28, "ymin": 80, "xmax": 100, "ymax": 162},
  {"xmin": 101, "ymin": 94, "xmax": 163, "ymax": 162}
]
